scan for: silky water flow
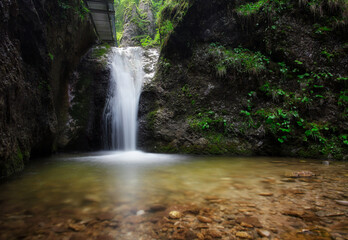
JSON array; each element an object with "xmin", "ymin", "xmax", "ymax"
[{"xmin": 103, "ymin": 47, "xmax": 144, "ymax": 150}]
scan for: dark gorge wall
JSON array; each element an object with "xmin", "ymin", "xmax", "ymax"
[
  {"xmin": 139, "ymin": 0, "xmax": 347, "ymax": 159},
  {"xmin": 0, "ymin": 0, "xmax": 96, "ymax": 178}
]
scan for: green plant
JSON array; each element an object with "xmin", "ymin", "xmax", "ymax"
[
  {"xmin": 304, "ymin": 122, "xmax": 329, "ymax": 144},
  {"xmin": 209, "ymin": 44, "xmax": 269, "ymax": 76},
  {"xmin": 338, "ymin": 91, "xmax": 347, "ymax": 106},
  {"xmin": 92, "ymin": 43, "xmax": 111, "ymax": 58},
  {"xmin": 236, "ymin": 0, "xmax": 267, "ymax": 16},
  {"xmin": 48, "ymin": 53, "xmax": 54, "ymax": 61},
  {"xmin": 236, "ymin": 0, "xmax": 288, "ymax": 16},
  {"xmin": 159, "ymin": 20, "xmax": 174, "ymax": 43},
  {"xmin": 321, "ymin": 49, "xmax": 334, "ymax": 61},
  {"xmin": 189, "ymin": 111, "xmax": 227, "ymax": 132},
  {"xmin": 58, "ymin": 0, "xmax": 89, "ymax": 21}
]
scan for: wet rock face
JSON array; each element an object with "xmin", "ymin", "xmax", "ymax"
[
  {"xmin": 163, "ymin": 0, "xmax": 245, "ymax": 58},
  {"xmin": 120, "ymin": 6, "xmax": 141, "ymax": 47},
  {"xmin": 120, "ymin": 0, "xmax": 156, "ymax": 46},
  {"xmin": 138, "ymin": 0, "xmax": 156, "ymax": 38},
  {"xmin": 61, "ymin": 47, "xmax": 111, "ymax": 151},
  {"xmin": 0, "ymin": 0, "xmax": 96, "ymax": 178},
  {"xmin": 138, "ymin": 0, "xmax": 347, "ymax": 158}
]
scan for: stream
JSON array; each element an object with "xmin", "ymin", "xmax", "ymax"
[{"xmin": 0, "ymin": 152, "xmax": 347, "ymax": 239}]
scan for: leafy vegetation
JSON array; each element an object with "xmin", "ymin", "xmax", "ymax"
[
  {"xmin": 58, "ymin": 0, "xmax": 90, "ymax": 21},
  {"xmin": 91, "ymin": 43, "xmax": 111, "ymax": 58},
  {"xmin": 114, "ymin": 0, "xmax": 189, "ymax": 47},
  {"xmin": 236, "ymin": 56, "xmax": 347, "ymax": 159},
  {"xmin": 209, "ymin": 44, "xmax": 270, "ymax": 77},
  {"xmin": 189, "ymin": 111, "xmax": 227, "ymax": 133}
]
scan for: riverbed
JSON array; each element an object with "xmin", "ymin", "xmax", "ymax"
[{"xmin": 0, "ymin": 152, "xmax": 347, "ymax": 239}]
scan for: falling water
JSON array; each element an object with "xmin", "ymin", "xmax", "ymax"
[{"xmin": 103, "ymin": 47, "xmax": 144, "ymax": 150}]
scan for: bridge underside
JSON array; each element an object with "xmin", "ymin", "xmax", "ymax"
[{"xmin": 85, "ymin": 0, "xmax": 116, "ymax": 44}]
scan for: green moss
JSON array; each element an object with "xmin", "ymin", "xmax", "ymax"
[
  {"xmin": 17, "ymin": 148, "xmax": 23, "ymax": 162},
  {"xmin": 69, "ymin": 73, "xmax": 93, "ymax": 132},
  {"xmin": 146, "ymin": 109, "xmax": 159, "ymax": 130},
  {"xmin": 189, "ymin": 110, "xmax": 227, "ymax": 133},
  {"xmin": 236, "ymin": 0, "xmax": 268, "ymax": 16},
  {"xmin": 236, "ymin": 0, "xmax": 288, "ymax": 17},
  {"xmin": 1, "ymin": 147, "xmax": 25, "ymax": 178},
  {"xmin": 209, "ymin": 44, "xmax": 270, "ymax": 76},
  {"xmin": 92, "ymin": 43, "xmax": 111, "ymax": 58}
]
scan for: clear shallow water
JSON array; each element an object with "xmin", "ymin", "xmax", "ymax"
[{"xmin": 0, "ymin": 153, "xmax": 347, "ymax": 239}]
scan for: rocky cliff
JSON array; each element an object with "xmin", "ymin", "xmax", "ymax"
[
  {"xmin": 61, "ymin": 45, "xmax": 111, "ymax": 151},
  {"xmin": 0, "ymin": 0, "xmax": 96, "ymax": 178},
  {"xmin": 120, "ymin": 0, "xmax": 156, "ymax": 46},
  {"xmin": 139, "ymin": 0, "xmax": 347, "ymax": 160}
]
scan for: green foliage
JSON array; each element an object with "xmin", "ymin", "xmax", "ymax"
[
  {"xmin": 159, "ymin": 57, "xmax": 171, "ymax": 73},
  {"xmin": 338, "ymin": 91, "xmax": 348, "ymax": 106},
  {"xmin": 17, "ymin": 148, "xmax": 23, "ymax": 162},
  {"xmin": 236, "ymin": 0, "xmax": 288, "ymax": 16},
  {"xmin": 58, "ymin": 0, "xmax": 90, "ymax": 21},
  {"xmin": 140, "ymin": 30, "xmax": 161, "ymax": 47},
  {"xmin": 189, "ymin": 111, "xmax": 227, "ymax": 132},
  {"xmin": 156, "ymin": 0, "xmax": 189, "ymax": 45},
  {"xmin": 237, "ymin": 54, "xmax": 346, "ymax": 158},
  {"xmin": 314, "ymin": 24, "xmax": 333, "ymax": 34},
  {"xmin": 158, "ymin": 20, "xmax": 174, "ymax": 43},
  {"xmin": 146, "ymin": 109, "xmax": 159, "ymax": 129},
  {"xmin": 236, "ymin": 0, "xmax": 267, "ymax": 16},
  {"xmin": 255, "ymin": 108, "xmax": 297, "ymax": 143},
  {"xmin": 321, "ymin": 49, "xmax": 335, "ymax": 61},
  {"xmin": 209, "ymin": 44, "xmax": 270, "ymax": 76},
  {"xmin": 92, "ymin": 43, "xmax": 111, "ymax": 58},
  {"xmin": 78, "ymin": 0, "xmax": 90, "ymax": 21},
  {"xmin": 48, "ymin": 53, "xmax": 54, "ymax": 61}
]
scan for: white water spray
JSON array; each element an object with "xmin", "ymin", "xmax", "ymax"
[{"xmin": 103, "ymin": 47, "xmax": 144, "ymax": 150}]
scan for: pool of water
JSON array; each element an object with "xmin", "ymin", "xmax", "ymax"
[{"xmin": 0, "ymin": 152, "xmax": 347, "ymax": 240}]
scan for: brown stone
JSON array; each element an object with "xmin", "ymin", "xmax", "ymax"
[
  {"xmin": 97, "ymin": 212, "xmax": 114, "ymax": 221},
  {"xmin": 148, "ymin": 204, "xmax": 166, "ymax": 212},
  {"xmin": 194, "ymin": 224, "xmax": 209, "ymax": 229},
  {"xmin": 283, "ymin": 210, "xmax": 305, "ymax": 218},
  {"xmin": 207, "ymin": 229, "xmax": 222, "ymax": 238},
  {"xmin": 185, "ymin": 230, "xmax": 196, "ymax": 239},
  {"xmin": 259, "ymin": 192, "xmax": 274, "ymax": 196},
  {"xmin": 96, "ymin": 234, "xmax": 114, "ymax": 240},
  {"xmin": 285, "ymin": 171, "xmax": 315, "ymax": 178},
  {"xmin": 332, "ymin": 221, "xmax": 348, "ymax": 230},
  {"xmin": 69, "ymin": 233, "xmax": 89, "ymax": 240},
  {"xmin": 184, "ymin": 206, "xmax": 200, "ymax": 215},
  {"xmin": 197, "ymin": 216, "xmax": 213, "ymax": 223},
  {"xmin": 68, "ymin": 223, "xmax": 86, "ymax": 232},
  {"xmin": 315, "ymin": 211, "xmax": 345, "ymax": 217},
  {"xmin": 52, "ymin": 224, "xmax": 67, "ymax": 233},
  {"xmin": 204, "ymin": 196, "xmax": 220, "ymax": 201},
  {"xmin": 236, "ymin": 231, "xmax": 252, "ymax": 239},
  {"xmin": 335, "ymin": 200, "xmax": 348, "ymax": 206},
  {"xmin": 281, "ymin": 178, "xmax": 296, "ymax": 182},
  {"xmin": 169, "ymin": 211, "xmax": 182, "ymax": 219},
  {"xmin": 241, "ymin": 222, "xmax": 253, "ymax": 228},
  {"xmin": 236, "ymin": 217, "xmax": 262, "ymax": 228},
  {"xmin": 257, "ymin": 229, "xmax": 271, "ymax": 237},
  {"xmin": 260, "ymin": 178, "xmax": 276, "ymax": 184},
  {"xmin": 197, "ymin": 232, "xmax": 204, "ymax": 240}
]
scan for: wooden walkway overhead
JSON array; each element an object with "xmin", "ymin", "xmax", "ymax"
[{"xmin": 85, "ymin": 0, "xmax": 116, "ymax": 43}]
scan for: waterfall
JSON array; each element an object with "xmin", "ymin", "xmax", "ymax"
[{"xmin": 103, "ymin": 47, "xmax": 144, "ymax": 151}]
